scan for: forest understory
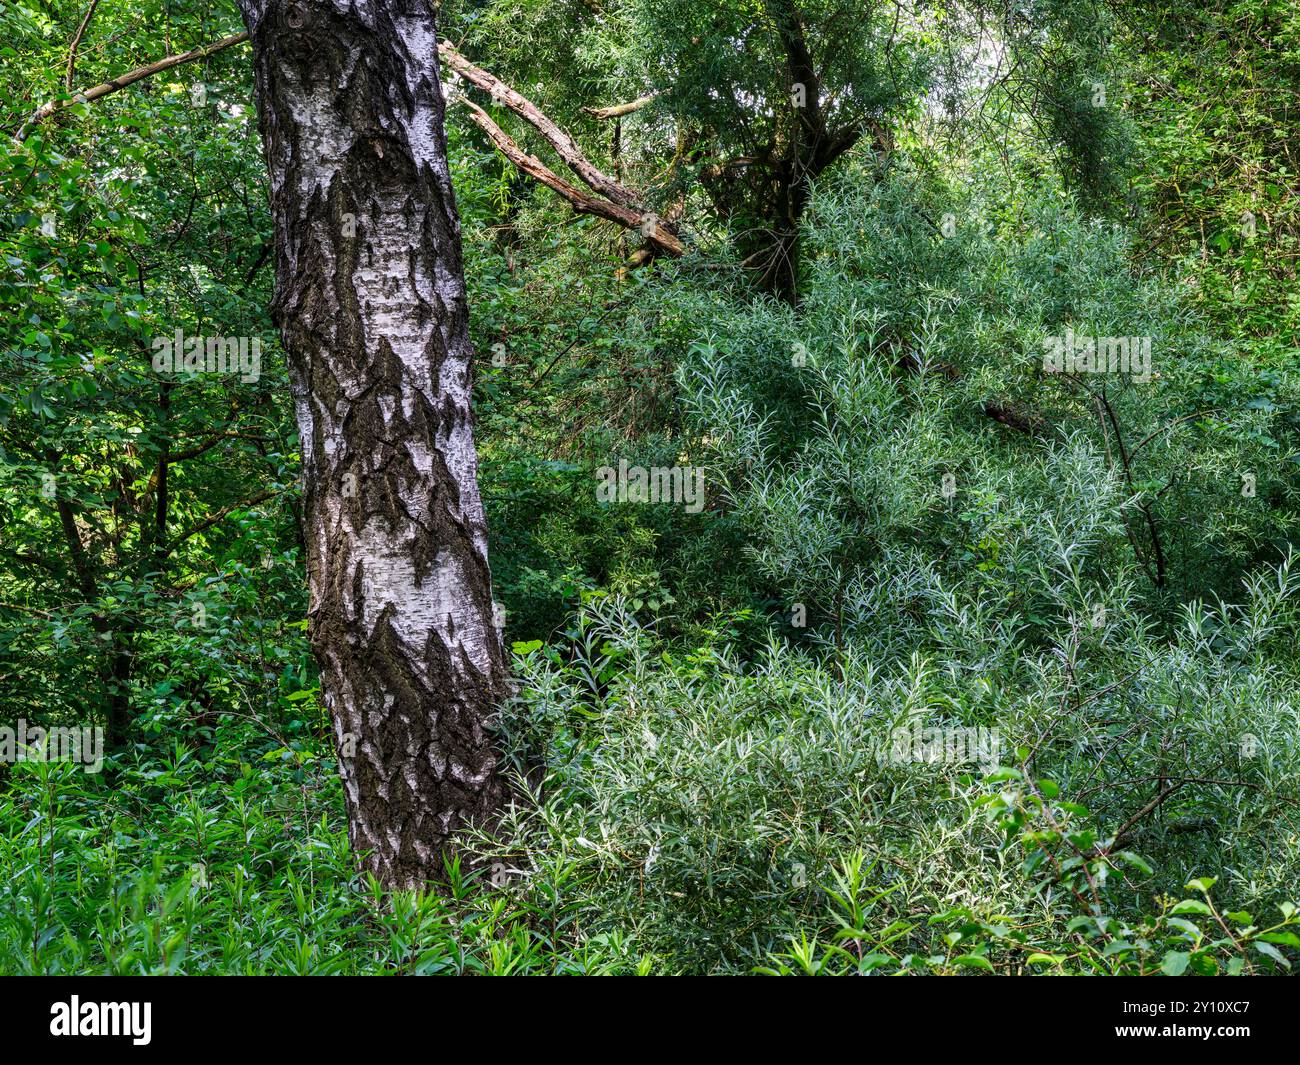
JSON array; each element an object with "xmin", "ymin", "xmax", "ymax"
[{"xmin": 2, "ymin": 0, "xmax": 1299, "ymax": 977}]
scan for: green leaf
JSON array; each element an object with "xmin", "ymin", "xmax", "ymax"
[
  {"xmin": 1166, "ymin": 917, "xmax": 1202, "ymax": 939},
  {"xmin": 954, "ymin": 954, "xmax": 993, "ymax": 972},
  {"xmin": 1116, "ymin": 851, "xmax": 1153, "ymax": 875},
  {"xmin": 984, "ymin": 768, "xmax": 1022, "ymax": 783},
  {"xmin": 1160, "ymin": 951, "xmax": 1189, "ymax": 976},
  {"xmin": 1252, "ymin": 942, "xmax": 1291, "ymax": 969},
  {"xmin": 1258, "ymin": 931, "xmax": 1300, "ymax": 949}
]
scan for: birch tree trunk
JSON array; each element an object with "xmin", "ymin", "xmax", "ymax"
[{"xmin": 237, "ymin": 0, "xmax": 507, "ymax": 889}]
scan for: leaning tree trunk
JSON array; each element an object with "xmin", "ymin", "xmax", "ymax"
[{"xmin": 238, "ymin": 0, "xmax": 508, "ymax": 889}]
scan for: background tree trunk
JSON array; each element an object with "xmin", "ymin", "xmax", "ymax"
[{"xmin": 238, "ymin": 0, "xmax": 508, "ymax": 889}]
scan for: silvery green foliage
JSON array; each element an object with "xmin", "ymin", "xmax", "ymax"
[
  {"xmin": 487, "ymin": 560, "xmax": 1300, "ymax": 971},
  {"xmin": 678, "ymin": 157, "xmax": 1297, "ymax": 613},
  {"xmin": 476, "ymin": 161, "xmax": 1300, "ymax": 971}
]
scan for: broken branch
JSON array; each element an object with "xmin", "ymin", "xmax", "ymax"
[
  {"xmin": 457, "ymin": 99, "xmax": 683, "ymax": 257},
  {"xmin": 438, "ymin": 41, "xmax": 638, "ymax": 209},
  {"xmin": 584, "ymin": 93, "xmax": 659, "ymax": 120}
]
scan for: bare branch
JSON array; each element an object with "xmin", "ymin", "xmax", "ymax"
[
  {"xmin": 18, "ymin": 31, "xmax": 249, "ymax": 141},
  {"xmin": 65, "ymin": 0, "xmax": 101, "ymax": 92},
  {"xmin": 438, "ymin": 41, "xmax": 638, "ymax": 209},
  {"xmin": 458, "ymin": 98, "xmax": 684, "ymax": 257},
  {"xmin": 584, "ymin": 93, "xmax": 659, "ymax": 120}
]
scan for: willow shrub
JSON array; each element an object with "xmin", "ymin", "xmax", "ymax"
[{"xmin": 475, "ymin": 160, "xmax": 1300, "ymax": 972}]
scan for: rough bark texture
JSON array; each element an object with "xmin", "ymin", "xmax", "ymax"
[{"xmin": 238, "ymin": 0, "xmax": 507, "ymax": 889}]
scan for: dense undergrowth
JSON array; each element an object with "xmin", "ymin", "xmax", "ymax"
[
  {"xmin": 5, "ymin": 167, "xmax": 1299, "ymax": 974},
  {"xmin": 5, "ymin": 562, "xmax": 1299, "ymax": 974}
]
